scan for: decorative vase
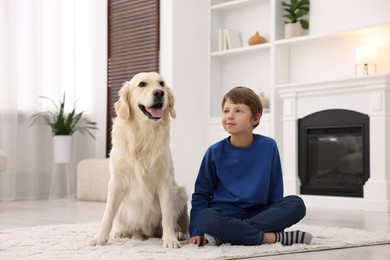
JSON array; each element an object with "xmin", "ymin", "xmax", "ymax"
[
  {"xmin": 248, "ymin": 31, "xmax": 266, "ymax": 45},
  {"xmin": 53, "ymin": 135, "xmax": 73, "ymax": 163},
  {"xmin": 284, "ymin": 23, "xmax": 302, "ymax": 39},
  {"xmin": 258, "ymin": 92, "xmax": 270, "ymax": 109}
]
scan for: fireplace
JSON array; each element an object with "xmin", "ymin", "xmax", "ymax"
[
  {"xmin": 276, "ymin": 75, "xmax": 390, "ymax": 212},
  {"xmin": 298, "ymin": 109, "xmax": 370, "ymax": 198}
]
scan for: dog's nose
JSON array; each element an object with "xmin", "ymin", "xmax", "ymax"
[{"xmin": 153, "ymin": 89, "xmax": 165, "ymax": 98}]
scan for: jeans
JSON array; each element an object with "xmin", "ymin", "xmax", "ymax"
[{"xmin": 197, "ymin": 195, "xmax": 306, "ymax": 245}]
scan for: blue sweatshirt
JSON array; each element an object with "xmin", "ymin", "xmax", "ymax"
[{"xmin": 189, "ymin": 134, "xmax": 284, "ymax": 237}]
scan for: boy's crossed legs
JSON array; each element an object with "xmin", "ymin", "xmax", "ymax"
[{"xmin": 198, "ymin": 195, "xmax": 313, "ymax": 246}]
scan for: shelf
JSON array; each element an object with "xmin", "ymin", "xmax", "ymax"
[
  {"xmin": 211, "ymin": 0, "xmax": 268, "ymax": 12},
  {"xmin": 275, "ymin": 23, "xmax": 390, "ymax": 47},
  {"xmin": 274, "ymin": 74, "xmax": 390, "ymax": 91},
  {"xmin": 211, "ymin": 43, "xmax": 271, "ymax": 57}
]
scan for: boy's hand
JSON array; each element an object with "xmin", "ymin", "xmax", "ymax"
[{"xmin": 188, "ymin": 235, "xmax": 208, "ymax": 246}]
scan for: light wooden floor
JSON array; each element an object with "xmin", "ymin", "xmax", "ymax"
[{"xmin": 0, "ymin": 200, "xmax": 389, "ymax": 259}]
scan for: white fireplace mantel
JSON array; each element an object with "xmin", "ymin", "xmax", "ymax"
[{"xmin": 275, "ymin": 74, "xmax": 390, "ymax": 212}]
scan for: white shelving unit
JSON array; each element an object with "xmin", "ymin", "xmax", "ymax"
[
  {"xmin": 206, "ymin": 0, "xmax": 390, "ymax": 145},
  {"xmin": 208, "ymin": 0, "xmax": 272, "ymax": 118}
]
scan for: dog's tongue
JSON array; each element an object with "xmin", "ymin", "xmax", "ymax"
[{"xmin": 147, "ymin": 107, "xmax": 163, "ymax": 118}]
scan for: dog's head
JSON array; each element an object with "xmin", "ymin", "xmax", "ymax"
[{"xmin": 115, "ymin": 72, "xmax": 176, "ymax": 121}]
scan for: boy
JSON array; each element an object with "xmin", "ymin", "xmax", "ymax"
[{"xmin": 188, "ymin": 86, "xmax": 312, "ymax": 246}]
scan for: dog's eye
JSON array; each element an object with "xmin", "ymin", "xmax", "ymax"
[
  {"xmin": 138, "ymin": 81, "xmax": 146, "ymax": 87},
  {"xmin": 159, "ymin": 81, "xmax": 165, "ymax": 87}
]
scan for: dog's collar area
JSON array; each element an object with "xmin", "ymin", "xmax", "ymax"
[{"xmin": 138, "ymin": 104, "xmax": 163, "ymax": 120}]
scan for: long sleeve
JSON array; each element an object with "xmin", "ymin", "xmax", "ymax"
[
  {"xmin": 267, "ymin": 141, "xmax": 284, "ymax": 205},
  {"xmin": 189, "ymin": 148, "xmax": 216, "ymax": 237}
]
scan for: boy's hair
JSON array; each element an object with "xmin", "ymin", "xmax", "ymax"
[{"xmin": 221, "ymin": 86, "xmax": 263, "ymax": 128}]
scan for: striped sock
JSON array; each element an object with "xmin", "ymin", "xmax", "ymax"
[{"xmin": 275, "ymin": 230, "xmax": 313, "ymax": 246}]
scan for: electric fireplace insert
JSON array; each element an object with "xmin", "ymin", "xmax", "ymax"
[{"xmin": 298, "ymin": 109, "xmax": 370, "ymax": 197}]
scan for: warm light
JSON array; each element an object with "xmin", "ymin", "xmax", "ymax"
[
  {"xmin": 355, "ymin": 46, "xmax": 378, "ymax": 76},
  {"xmin": 355, "ymin": 46, "xmax": 377, "ymax": 65}
]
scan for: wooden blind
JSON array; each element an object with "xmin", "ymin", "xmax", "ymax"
[{"xmin": 107, "ymin": 0, "xmax": 160, "ymax": 156}]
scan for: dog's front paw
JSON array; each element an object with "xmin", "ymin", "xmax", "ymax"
[
  {"xmin": 115, "ymin": 231, "xmax": 132, "ymax": 239},
  {"xmin": 176, "ymin": 231, "xmax": 188, "ymax": 241},
  {"xmin": 163, "ymin": 237, "xmax": 181, "ymax": 248},
  {"xmin": 88, "ymin": 234, "xmax": 109, "ymax": 246}
]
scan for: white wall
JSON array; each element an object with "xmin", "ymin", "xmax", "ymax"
[
  {"xmin": 160, "ymin": 0, "xmax": 208, "ymax": 197},
  {"xmin": 310, "ymin": 0, "xmax": 390, "ymax": 35}
]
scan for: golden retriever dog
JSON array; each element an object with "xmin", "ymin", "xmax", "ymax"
[{"xmin": 89, "ymin": 72, "xmax": 189, "ymax": 248}]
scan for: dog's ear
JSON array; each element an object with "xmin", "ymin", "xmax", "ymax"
[
  {"xmin": 115, "ymin": 83, "xmax": 131, "ymax": 119},
  {"xmin": 167, "ymin": 87, "xmax": 176, "ymax": 119}
]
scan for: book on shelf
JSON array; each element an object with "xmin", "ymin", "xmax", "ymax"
[
  {"xmin": 218, "ymin": 28, "xmax": 242, "ymax": 51},
  {"xmin": 218, "ymin": 28, "xmax": 224, "ymax": 51}
]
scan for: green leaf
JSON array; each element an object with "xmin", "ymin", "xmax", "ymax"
[
  {"xmin": 300, "ymin": 19, "xmax": 309, "ymax": 29},
  {"xmin": 295, "ymin": 9, "xmax": 309, "ymax": 19}
]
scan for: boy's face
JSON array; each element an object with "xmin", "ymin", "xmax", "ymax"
[{"xmin": 221, "ymin": 99, "xmax": 260, "ymax": 135}]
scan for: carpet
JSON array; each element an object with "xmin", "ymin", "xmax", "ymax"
[{"xmin": 1, "ymin": 222, "xmax": 390, "ymax": 260}]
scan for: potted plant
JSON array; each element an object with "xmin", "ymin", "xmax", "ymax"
[
  {"xmin": 30, "ymin": 94, "xmax": 98, "ymax": 163},
  {"xmin": 282, "ymin": 0, "xmax": 310, "ymax": 39}
]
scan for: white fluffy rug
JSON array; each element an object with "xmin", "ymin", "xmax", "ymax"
[{"xmin": 1, "ymin": 222, "xmax": 390, "ymax": 259}]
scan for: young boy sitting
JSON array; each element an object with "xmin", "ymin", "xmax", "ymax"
[{"xmin": 188, "ymin": 86, "xmax": 313, "ymax": 246}]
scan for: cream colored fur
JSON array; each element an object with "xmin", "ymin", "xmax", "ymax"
[{"xmin": 89, "ymin": 72, "xmax": 189, "ymax": 248}]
